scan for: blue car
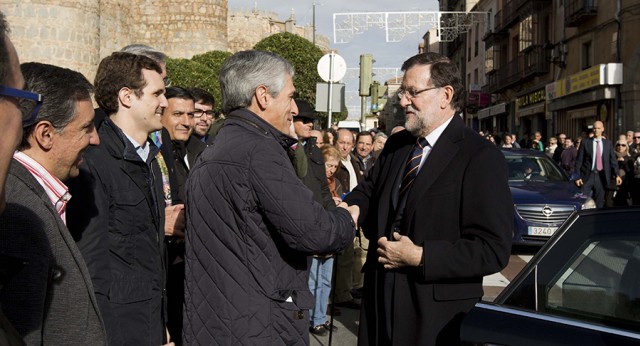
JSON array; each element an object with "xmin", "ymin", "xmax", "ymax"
[{"xmin": 502, "ymin": 149, "xmax": 595, "ymax": 245}]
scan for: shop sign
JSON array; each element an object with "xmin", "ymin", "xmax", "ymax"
[{"xmin": 516, "ymin": 88, "xmax": 545, "ymax": 109}]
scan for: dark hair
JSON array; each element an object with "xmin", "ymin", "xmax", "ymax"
[
  {"xmin": 188, "ymin": 87, "xmax": 215, "ymax": 106},
  {"xmin": 165, "ymin": 86, "xmax": 194, "ymax": 101},
  {"xmin": 94, "ymin": 52, "xmax": 162, "ymax": 115},
  {"xmin": 355, "ymin": 131, "xmax": 373, "ymax": 144},
  {"xmin": 0, "ymin": 11, "xmax": 11, "ymax": 88},
  {"xmin": 19, "ymin": 62, "xmax": 94, "ymax": 150},
  {"xmin": 401, "ymin": 52, "xmax": 464, "ymax": 111}
]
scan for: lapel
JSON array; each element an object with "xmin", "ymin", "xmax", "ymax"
[
  {"xmin": 8, "ymin": 160, "xmax": 105, "ymax": 328},
  {"xmin": 403, "ymin": 115, "xmax": 463, "ymax": 220}
]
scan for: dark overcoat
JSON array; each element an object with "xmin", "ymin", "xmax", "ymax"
[{"xmin": 345, "ymin": 115, "xmax": 513, "ymax": 345}]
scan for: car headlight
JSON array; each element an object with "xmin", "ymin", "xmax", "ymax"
[{"xmin": 582, "ymin": 197, "xmax": 596, "ymax": 209}]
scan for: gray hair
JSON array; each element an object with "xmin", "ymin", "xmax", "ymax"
[
  {"xmin": 19, "ymin": 62, "xmax": 93, "ymax": 150},
  {"xmin": 374, "ymin": 132, "xmax": 388, "ymax": 141},
  {"xmin": 120, "ymin": 44, "xmax": 167, "ymax": 64},
  {"xmin": 219, "ymin": 50, "xmax": 295, "ymax": 114}
]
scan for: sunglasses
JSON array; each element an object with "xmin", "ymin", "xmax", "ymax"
[{"xmin": 0, "ymin": 85, "xmax": 43, "ymax": 126}]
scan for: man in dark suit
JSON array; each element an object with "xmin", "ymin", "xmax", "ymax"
[
  {"xmin": 575, "ymin": 120, "xmax": 621, "ymax": 208},
  {"xmin": 344, "ymin": 52, "xmax": 513, "ymax": 345},
  {"xmin": 0, "ymin": 62, "xmax": 106, "ymax": 344}
]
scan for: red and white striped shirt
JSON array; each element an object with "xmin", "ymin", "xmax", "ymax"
[{"xmin": 13, "ymin": 151, "xmax": 71, "ymax": 224}]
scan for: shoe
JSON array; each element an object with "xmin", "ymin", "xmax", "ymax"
[
  {"xmin": 323, "ymin": 321, "xmax": 338, "ymax": 331},
  {"xmin": 335, "ymin": 299, "xmax": 361, "ymax": 310},
  {"xmin": 309, "ymin": 325, "xmax": 327, "ymax": 336}
]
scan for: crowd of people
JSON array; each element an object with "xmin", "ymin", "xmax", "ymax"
[
  {"xmin": 1, "ymin": 9, "xmax": 518, "ymax": 346},
  {"xmin": 480, "ymin": 126, "xmax": 640, "ymax": 208}
]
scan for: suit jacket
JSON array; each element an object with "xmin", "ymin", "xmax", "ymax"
[
  {"xmin": 345, "ymin": 115, "xmax": 513, "ymax": 345},
  {"xmin": 0, "ymin": 160, "xmax": 106, "ymax": 345},
  {"xmin": 575, "ymin": 137, "xmax": 619, "ymax": 183},
  {"xmin": 335, "ymin": 153, "xmax": 364, "ymax": 192}
]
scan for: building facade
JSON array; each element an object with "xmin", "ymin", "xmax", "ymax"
[{"xmin": 446, "ymin": 0, "xmax": 640, "ymax": 143}]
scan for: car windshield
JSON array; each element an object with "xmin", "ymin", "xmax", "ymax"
[{"xmin": 505, "ymin": 154, "xmax": 567, "ymax": 182}]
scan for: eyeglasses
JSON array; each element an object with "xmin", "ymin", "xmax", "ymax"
[
  {"xmin": 193, "ymin": 109, "xmax": 215, "ymax": 119},
  {"xmin": 295, "ymin": 117, "xmax": 314, "ymax": 124},
  {"xmin": 163, "ymin": 77, "xmax": 172, "ymax": 87},
  {"xmin": 616, "ymin": 144, "xmax": 627, "ymax": 147},
  {"xmin": 397, "ymin": 86, "xmax": 440, "ymax": 99},
  {"xmin": 0, "ymin": 85, "xmax": 43, "ymax": 125}
]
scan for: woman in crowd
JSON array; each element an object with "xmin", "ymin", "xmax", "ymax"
[
  {"xmin": 307, "ymin": 145, "xmax": 343, "ymax": 336},
  {"xmin": 607, "ymin": 140, "xmax": 634, "ymax": 206}
]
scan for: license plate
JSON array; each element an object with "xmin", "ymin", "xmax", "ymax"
[{"xmin": 528, "ymin": 226, "xmax": 557, "ymax": 236}]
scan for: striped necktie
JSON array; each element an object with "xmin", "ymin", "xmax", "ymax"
[{"xmin": 399, "ymin": 137, "xmax": 428, "ymax": 197}]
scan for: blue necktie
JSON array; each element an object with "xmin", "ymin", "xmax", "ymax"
[{"xmin": 399, "ymin": 137, "xmax": 428, "ymax": 198}]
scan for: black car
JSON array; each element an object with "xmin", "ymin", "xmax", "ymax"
[
  {"xmin": 502, "ymin": 149, "xmax": 595, "ymax": 246},
  {"xmin": 461, "ymin": 208, "xmax": 640, "ymax": 345}
]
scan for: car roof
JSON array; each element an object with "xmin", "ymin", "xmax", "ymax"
[{"xmin": 500, "ymin": 148, "xmax": 547, "ymax": 158}]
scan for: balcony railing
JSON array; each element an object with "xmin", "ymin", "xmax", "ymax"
[
  {"xmin": 523, "ymin": 45, "xmax": 550, "ymax": 77},
  {"xmin": 565, "ymin": 0, "xmax": 597, "ymax": 26}
]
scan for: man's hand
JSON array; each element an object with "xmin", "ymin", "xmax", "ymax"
[
  {"xmin": 377, "ymin": 232, "xmax": 423, "ymax": 269},
  {"xmin": 575, "ymin": 178, "xmax": 583, "ymax": 187},
  {"xmin": 164, "ymin": 204, "xmax": 185, "ymax": 239},
  {"xmin": 338, "ymin": 202, "xmax": 359, "ymax": 227},
  {"xmin": 616, "ymin": 176, "xmax": 623, "ymax": 186}
]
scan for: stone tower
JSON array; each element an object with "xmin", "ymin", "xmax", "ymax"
[
  {"xmin": 1, "ymin": 0, "xmax": 228, "ymax": 80},
  {"xmin": 130, "ymin": 0, "xmax": 228, "ymax": 59},
  {"xmin": 1, "ymin": 0, "xmax": 101, "ymax": 81}
]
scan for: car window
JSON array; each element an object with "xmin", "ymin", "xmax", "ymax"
[
  {"xmin": 545, "ymin": 238, "xmax": 640, "ymax": 328},
  {"xmin": 500, "ymin": 211, "xmax": 640, "ymax": 332},
  {"xmin": 505, "ymin": 155, "xmax": 566, "ymax": 182}
]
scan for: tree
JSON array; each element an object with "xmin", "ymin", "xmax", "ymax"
[
  {"xmin": 253, "ymin": 32, "xmax": 328, "ymax": 120},
  {"xmin": 165, "ymin": 58, "xmax": 220, "ymax": 113},
  {"xmin": 190, "ymin": 51, "xmax": 232, "ymax": 113}
]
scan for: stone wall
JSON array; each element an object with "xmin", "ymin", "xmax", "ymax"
[
  {"xmin": 2, "ymin": 0, "xmax": 329, "ymax": 81},
  {"xmin": 1, "ymin": 0, "xmax": 101, "ymax": 81}
]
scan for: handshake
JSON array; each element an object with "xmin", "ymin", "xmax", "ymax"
[{"xmin": 337, "ymin": 202, "xmax": 359, "ymax": 228}]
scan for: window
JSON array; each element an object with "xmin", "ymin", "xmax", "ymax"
[
  {"xmin": 519, "ymin": 15, "xmax": 534, "ymax": 52},
  {"xmin": 546, "ymin": 239, "xmax": 640, "ymax": 326},
  {"xmin": 468, "ymin": 29, "xmax": 472, "ymax": 61},
  {"xmin": 475, "ymin": 23, "xmax": 479, "ymax": 57},
  {"xmin": 582, "ymin": 41, "xmax": 593, "ymax": 70},
  {"xmin": 485, "ymin": 46, "xmax": 494, "ymax": 72},
  {"xmin": 474, "ymin": 68, "xmax": 478, "ymax": 85}
]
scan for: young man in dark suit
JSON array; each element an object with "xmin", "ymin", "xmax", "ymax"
[
  {"xmin": 575, "ymin": 120, "xmax": 621, "ymax": 208},
  {"xmin": 344, "ymin": 52, "xmax": 513, "ymax": 345}
]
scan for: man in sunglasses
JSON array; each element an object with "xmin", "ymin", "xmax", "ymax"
[{"xmin": 0, "ymin": 61, "xmax": 105, "ymax": 344}]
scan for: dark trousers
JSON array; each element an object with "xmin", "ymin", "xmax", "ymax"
[{"xmin": 583, "ymin": 171, "xmax": 606, "ymax": 208}]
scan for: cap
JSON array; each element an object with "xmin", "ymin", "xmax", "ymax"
[{"xmin": 294, "ymin": 99, "xmax": 316, "ymax": 121}]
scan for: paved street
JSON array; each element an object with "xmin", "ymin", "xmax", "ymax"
[{"xmin": 310, "ymin": 251, "xmax": 534, "ymax": 346}]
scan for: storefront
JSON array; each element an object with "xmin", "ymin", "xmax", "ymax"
[
  {"xmin": 515, "ymin": 87, "xmax": 548, "ymax": 141},
  {"xmin": 546, "ymin": 63, "xmax": 623, "ymax": 140},
  {"xmin": 476, "ymin": 102, "xmax": 509, "ymax": 134}
]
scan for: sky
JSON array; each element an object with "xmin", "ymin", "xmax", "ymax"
[{"xmin": 228, "ymin": 1, "xmax": 440, "ymax": 117}]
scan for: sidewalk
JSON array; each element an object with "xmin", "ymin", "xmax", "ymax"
[{"xmin": 309, "ymin": 307, "xmax": 359, "ymax": 346}]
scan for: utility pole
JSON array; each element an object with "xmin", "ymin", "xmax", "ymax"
[{"xmin": 312, "ymin": 3, "xmax": 316, "ymax": 46}]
